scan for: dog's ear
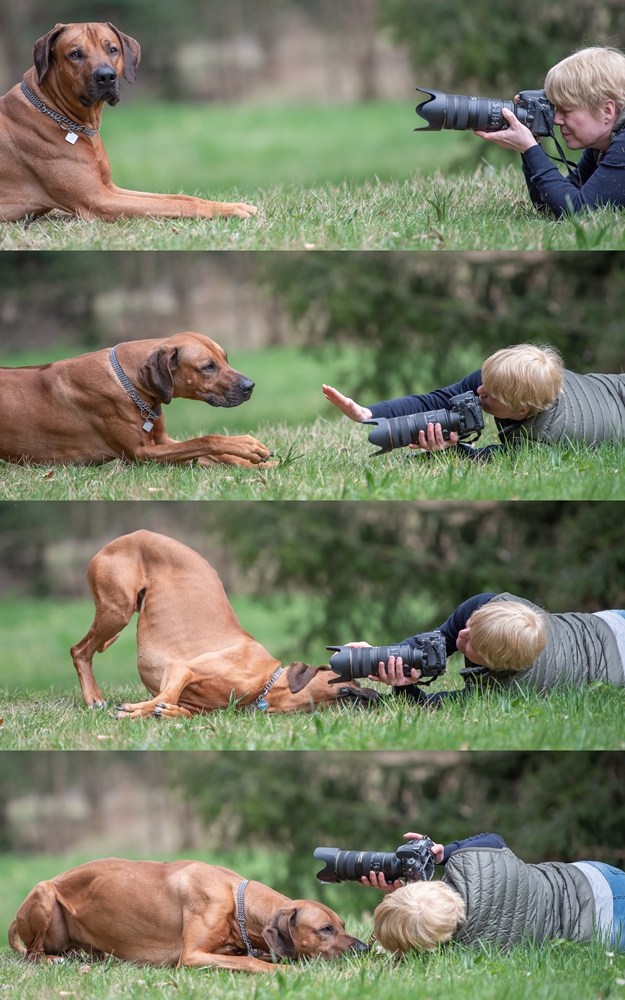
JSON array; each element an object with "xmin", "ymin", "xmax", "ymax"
[
  {"xmin": 106, "ymin": 23, "xmax": 141, "ymax": 83},
  {"xmin": 287, "ymin": 661, "xmax": 328, "ymax": 694},
  {"xmin": 33, "ymin": 24, "xmax": 68, "ymax": 85},
  {"xmin": 262, "ymin": 908, "xmax": 298, "ymax": 960},
  {"xmin": 140, "ymin": 346, "xmax": 179, "ymax": 405}
]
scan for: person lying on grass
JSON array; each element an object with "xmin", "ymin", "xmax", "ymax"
[
  {"xmin": 346, "ymin": 591, "xmax": 625, "ymax": 704},
  {"xmin": 475, "ymin": 46, "xmax": 625, "ymax": 218},
  {"xmin": 361, "ymin": 832, "xmax": 625, "ymax": 953},
  {"xmin": 323, "ymin": 342, "xmax": 625, "ymax": 460}
]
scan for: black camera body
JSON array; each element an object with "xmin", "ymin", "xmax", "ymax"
[
  {"xmin": 326, "ymin": 630, "xmax": 447, "ymax": 685},
  {"xmin": 414, "ymin": 86, "xmax": 555, "ymax": 137},
  {"xmin": 314, "ymin": 837, "xmax": 437, "ymax": 885},
  {"xmin": 364, "ymin": 391, "xmax": 484, "ymax": 456}
]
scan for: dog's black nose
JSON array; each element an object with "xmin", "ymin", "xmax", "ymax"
[
  {"xmin": 94, "ymin": 66, "xmax": 117, "ymax": 87},
  {"xmin": 239, "ymin": 377, "xmax": 255, "ymax": 394},
  {"xmin": 351, "ymin": 939, "xmax": 369, "ymax": 952}
]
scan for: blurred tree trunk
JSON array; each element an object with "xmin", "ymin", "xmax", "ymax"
[{"xmin": 346, "ymin": 0, "xmax": 378, "ymax": 101}]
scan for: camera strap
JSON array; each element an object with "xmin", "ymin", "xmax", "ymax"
[
  {"xmin": 544, "ymin": 124, "xmax": 581, "ymax": 183},
  {"xmin": 236, "ymin": 880, "xmax": 266, "ymax": 959}
]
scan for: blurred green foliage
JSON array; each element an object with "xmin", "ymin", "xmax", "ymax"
[
  {"xmin": 262, "ymin": 251, "xmax": 625, "ymax": 400},
  {"xmin": 171, "ymin": 750, "xmax": 625, "ymax": 908},
  {"xmin": 380, "ymin": 0, "xmax": 625, "ymax": 92}
]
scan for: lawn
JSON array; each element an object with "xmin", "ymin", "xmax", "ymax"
[
  {"xmin": 1, "ymin": 416, "xmax": 624, "ymax": 501},
  {"xmin": 1, "ymin": 100, "xmax": 620, "ymax": 251},
  {"xmin": 1, "ymin": 848, "xmax": 624, "ymax": 1000},
  {"xmin": 1, "ymin": 597, "xmax": 623, "ymax": 751}
]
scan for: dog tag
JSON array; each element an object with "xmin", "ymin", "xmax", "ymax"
[
  {"xmin": 65, "ymin": 131, "xmax": 79, "ymax": 144},
  {"xmin": 142, "ymin": 419, "xmax": 154, "ymax": 432},
  {"xmin": 255, "ymin": 698, "xmax": 269, "ymax": 712}
]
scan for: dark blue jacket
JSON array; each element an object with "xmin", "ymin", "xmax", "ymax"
[{"xmin": 521, "ymin": 126, "xmax": 625, "ymax": 218}]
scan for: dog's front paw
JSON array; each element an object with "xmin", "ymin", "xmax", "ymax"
[{"xmin": 337, "ymin": 686, "xmax": 380, "ymax": 707}]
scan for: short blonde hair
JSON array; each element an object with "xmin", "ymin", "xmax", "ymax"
[
  {"xmin": 469, "ymin": 600, "xmax": 550, "ymax": 673},
  {"xmin": 374, "ymin": 881, "xmax": 466, "ymax": 954},
  {"xmin": 545, "ymin": 47, "xmax": 625, "ymax": 115},
  {"xmin": 481, "ymin": 344, "xmax": 564, "ymax": 416}
]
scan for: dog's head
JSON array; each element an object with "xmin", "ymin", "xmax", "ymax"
[
  {"xmin": 262, "ymin": 901, "xmax": 368, "ymax": 961},
  {"xmin": 33, "ymin": 22, "xmax": 140, "ymax": 106},
  {"xmin": 139, "ymin": 333, "xmax": 255, "ymax": 409}
]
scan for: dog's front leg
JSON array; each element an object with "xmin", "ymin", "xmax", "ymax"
[
  {"xmin": 115, "ymin": 662, "xmax": 198, "ymax": 719},
  {"xmin": 180, "ymin": 949, "xmax": 278, "ymax": 973},
  {"xmin": 134, "ymin": 434, "xmax": 272, "ymax": 468}
]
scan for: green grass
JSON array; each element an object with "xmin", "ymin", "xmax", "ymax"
[
  {"xmin": 1, "ymin": 417, "xmax": 624, "ymax": 501},
  {"xmin": 2, "ymin": 677, "xmax": 624, "ymax": 751},
  {"xmin": 0, "ymin": 100, "xmax": 621, "ymax": 250},
  {"xmin": 1, "ymin": 847, "xmax": 624, "ymax": 1000}
]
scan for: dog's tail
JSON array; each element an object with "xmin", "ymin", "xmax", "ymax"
[{"xmin": 8, "ymin": 920, "xmax": 26, "ymax": 955}]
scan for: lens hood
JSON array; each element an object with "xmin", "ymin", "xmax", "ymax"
[{"xmin": 414, "ymin": 88, "xmax": 448, "ymax": 131}]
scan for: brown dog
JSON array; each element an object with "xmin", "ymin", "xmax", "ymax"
[
  {"xmin": 70, "ymin": 530, "xmax": 376, "ymax": 717},
  {"xmin": 0, "ymin": 22, "xmax": 257, "ymax": 222},
  {"xmin": 9, "ymin": 858, "xmax": 367, "ymax": 972},
  {"xmin": 0, "ymin": 333, "xmax": 271, "ymax": 467}
]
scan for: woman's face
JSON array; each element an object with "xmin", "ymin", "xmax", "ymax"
[
  {"xmin": 456, "ymin": 622, "xmax": 491, "ymax": 667},
  {"xmin": 477, "ymin": 385, "xmax": 530, "ymax": 422},
  {"xmin": 553, "ymin": 101, "xmax": 618, "ymax": 151}
]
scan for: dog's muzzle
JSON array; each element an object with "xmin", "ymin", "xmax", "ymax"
[
  {"xmin": 81, "ymin": 66, "xmax": 120, "ymax": 106},
  {"xmin": 206, "ymin": 377, "xmax": 255, "ymax": 408}
]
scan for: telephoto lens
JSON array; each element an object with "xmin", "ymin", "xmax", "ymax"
[
  {"xmin": 326, "ymin": 631, "xmax": 446, "ymax": 684},
  {"xmin": 314, "ymin": 838, "xmax": 436, "ymax": 884},
  {"xmin": 414, "ymin": 87, "xmax": 555, "ymax": 137},
  {"xmin": 364, "ymin": 391, "xmax": 484, "ymax": 455}
]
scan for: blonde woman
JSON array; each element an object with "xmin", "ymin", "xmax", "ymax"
[
  {"xmin": 364, "ymin": 833, "xmax": 625, "ymax": 953},
  {"xmin": 475, "ymin": 47, "xmax": 625, "ymax": 216},
  {"xmin": 345, "ymin": 592, "xmax": 625, "ymax": 703},
  {"xmin": 323, "ymin": 343, "xmax": 625, "ymax": 458}
]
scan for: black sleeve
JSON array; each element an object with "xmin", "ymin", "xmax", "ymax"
[
  {"xmin": 366, "ymin": 370, "xmax": 482, "ymax": 420},
  {"xmin": 520, "ymin": 133, "xmax": 625, "ymax": 218},
  {"xmin": 442, "ymin": 833, "xmax": 508, "ymax": 864}
]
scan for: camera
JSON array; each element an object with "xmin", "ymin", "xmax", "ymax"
[
  {"xmin": 414, "ymin": 87, "xmax": 555, "ymax": 137},
  {"xmin": 326, "ymin": 631, "xmax": 447, "ymax": 684},
  {"xmin": 314, "ymin": 837, "xmax": 437, "ymax": 885},
  {"xmin": 364, "ymin": 391, "xmax": 484, "ymax": 456}
]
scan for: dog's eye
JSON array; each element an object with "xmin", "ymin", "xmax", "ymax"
[
  {"xmin": 68, "ymin": 50, "xmax": 82, "ymax": 60},
  {"xmin": 318, "ymin": 925, "xmax": 335, "ymax": 934},
  {"xmin": 109, "ymin": 46, "xmax": 119, "ymax": 55},
  {"xmin": 202, "ymin": 362, "xmax": 216, "ymax": 373}
]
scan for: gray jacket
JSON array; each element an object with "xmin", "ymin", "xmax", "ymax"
[
  {"xmin": 498, "ymin": 369, "xmax": 625, "ymax": 445},
  {"xmin": 444, "ymin": 847, "xmax": 595, "ymax": 947},
  {"xmin": 467, "ymin": 593, "xmax": 624, "ymax": 691}
]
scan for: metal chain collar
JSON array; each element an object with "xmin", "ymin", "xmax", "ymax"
[
  {"xmin": 109, "ymin": 346, "xmax": 162, "ymax": 433},
  {"xmin": 236, "ymin": 880, "xmax": 266, "ymax": 959},
  {"xmin": 249, "ymin": 667, "xmax": 283, "ymax": 712},
  {"xmin": 21, "ymin": 79, "xmax": 100, "ymax": 138}
]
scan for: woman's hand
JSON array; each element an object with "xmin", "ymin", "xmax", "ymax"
[
  {"xmin": 368, "ymin": 655, "xmax": 420, "ymax": 687},
  {"xmin": 403, "ymin": 832, "xmax": 444, "ymax": 864},
  {"xmin": 407, "ymin": 423, "xmax": 459, "ymax": 451},
  {"xmin": 474, "ymin": 106, "xmax": 538, "ymax": 153},
  {"xmin": 359, "ymin": 871, "xmax": 403, "ymax": 892},
  {"xmin": 322, "ymin": 384, "xmax": 372, "ymax": 422}
]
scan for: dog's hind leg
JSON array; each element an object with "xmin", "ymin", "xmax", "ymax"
[{"xmin": 70, "ymin": 554, "xmax": 141, "ymax": 708}]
